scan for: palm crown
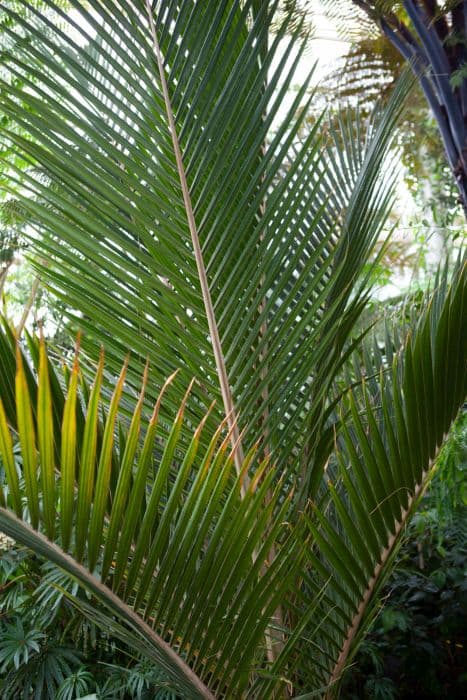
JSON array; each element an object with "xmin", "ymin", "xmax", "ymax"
[{"xmin": 0, "ymin": 1, "xmax": 465, "ymax": 698}]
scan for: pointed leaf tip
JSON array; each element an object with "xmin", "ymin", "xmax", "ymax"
[
  {"xmin": 149, "ymin": 368, "xmax": 180, "ymax": 424},
  {"xmin": 175, "ymin": 377, "xmax": 196, "ymax": 421},
  {"xmin": 194, "ymin": 400, "xmax": 216, "ymax": 439}
]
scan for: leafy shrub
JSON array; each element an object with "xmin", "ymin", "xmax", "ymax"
[{"xmin": 0, "ymin": 544, "xmax": 181, "ymax": 698}]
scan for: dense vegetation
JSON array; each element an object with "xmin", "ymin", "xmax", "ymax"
[{"xmin": 0, "ymin": 1, "xmax": 466, "ymax": 698}]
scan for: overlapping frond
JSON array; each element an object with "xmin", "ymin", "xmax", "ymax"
[
  {"xmin": 289, "ymin": 73, "xmax": 412, "ymax": 497},
  {"xmin": 320, "ymin": 35, "xmax": 403, "ymax": 111},
  {"xmin": 0, "ymin": 338, "xmax": 303, "ymax": 698},
  {"xmin": 280, "ymin": 258, "xmax": 466, "ymax": 697},
  {"xmin": 0, "ymin": 0, "xmax": 409, "ymax": 481},
  {"xmin": 319, "ymin": 0, "xmax": 378, "ymax": 41},
  {"xmin": 0, "ymin": 2, "xmax": 466, "ymax": 698}
]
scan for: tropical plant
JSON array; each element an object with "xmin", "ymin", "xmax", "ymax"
[
  {"xmin": 0, "ymin": 541, "xmax": 88, "ymax": 698},
  {"xmin": 348, "ymin": 0, "xmax": 467, "ymax": 216},
  {"xmin": 0, "ymin": 537, "xmax": 179, "ymax": 698},
  {"xmin": 0, "ymin": 636, "xmax": 82, "ymax": 700},
  {"xmin": 0, "ymin": 620, "xmax": 44, "ymax": 671},
  {"xmin": 305, "ymin": 2, "xmax": 462, "ymax": 285},
  {"xmin": 341, "ymin": 422, "xmax": 467, "ymax": 699},
  {"xmin": 0, "ymin": 1, "xmax": 465, "ymax": 698},
  {"xmin": 55, "ymin": 667, "xmax": 95, "ymax": 700}
]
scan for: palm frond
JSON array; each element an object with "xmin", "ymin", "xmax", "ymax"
[
  {"xmin": 0, "ymin": 337, "xmax": 303, "ymax": 698},
  {"xmin": 0, "ymin": 0, "xmax": 410, "ymax": 480},
  {"xmin": 284, "ymin": 258, "xmax": 466, "ymax": 698},
  {"xmin": 0, "ymin": 3, "xmax": 466, "ymax": 698}
]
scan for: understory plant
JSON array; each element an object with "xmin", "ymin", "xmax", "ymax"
[
  {"xmin": 0, "ymin": 1, "xmax": 466, "ymax": 698},
  {"xmin": 0, "ymin": 539, "xmax": 180, "ymax": 698}
]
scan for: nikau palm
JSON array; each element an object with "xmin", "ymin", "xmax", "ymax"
[
  {"xmin": 0, "ymin": 1, "xmax": 465, "ymax": 698},
  {"xmin": 350, "ymin": 0, "xmax": 467, "ymax": 216}
]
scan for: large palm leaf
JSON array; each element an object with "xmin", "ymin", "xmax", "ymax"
[
  {"xmin": 0, "ymin": 1, "xmax": 466, "ymax": 698},
  {"xmin": 254, "ymin": 258, "xmax": 467, "ymax": 698},
  {"xmin": 0, "ymin": 336, "xmax": 305, "ymax": 699},
  {"xmin": 0, "ymin": 256, "xmax": 465, "ymax": 698},
  {"xmin": 0, "ymin": 0, "xmax": 409, "ymax": 495}
]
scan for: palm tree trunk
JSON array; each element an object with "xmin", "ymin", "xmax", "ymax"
[{"xmin": 356, "ymin": 0, "xmax": 467, "ymax": 218}]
